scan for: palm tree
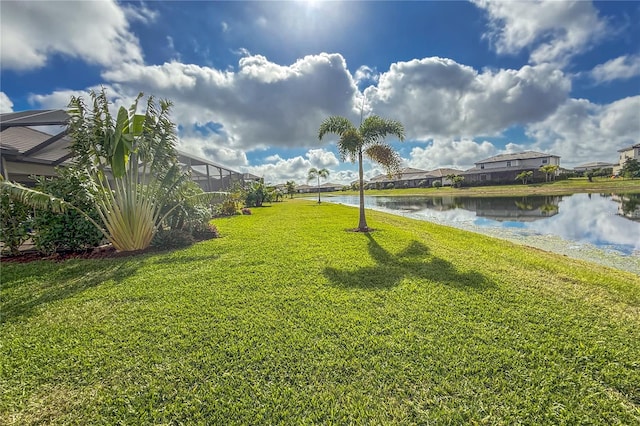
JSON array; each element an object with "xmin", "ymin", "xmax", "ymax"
[
  {"xmin": 307, "ymin": 167, "xmax": 330, "ymax": 203},
  {"xmin": 318, "ymin": 115, "xmax": 405, "ymax": 231},
  {"xmin": 285, "ymin": 180, "xmax": 296, "ymax": 199},
  {"xmin": 539, "ymin": 164, "xmax": 559, "ymax": 182}
]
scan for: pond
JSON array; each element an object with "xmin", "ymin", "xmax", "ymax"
[{"xmin": 325, "ymin": 193, "xmax": 640, "ymax": 274}]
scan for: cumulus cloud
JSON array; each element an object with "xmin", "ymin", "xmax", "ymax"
[
  {"xmin": 243, "ymin": 148, "xmax": 339, "ymax": 184},
  {"xmin": 365, "ymin": 57, "xmax": 570, "ymax": 140},
  {"xmin": 98, "ymin": 53, "xmax": 359, "ymax": 151},
  {"xmin": 407, "ymin": 139, "xmax": 497, "ymax": 171},
  {"xmin": 526, "ymin": 96, "xmax": 640, "ymax": 167},
  {"xmin": 473, "ymin": 0, "xmax": 609, "ymax": 66},
  {"xmin": 590, "ymin": 55, "xmax": 640, "ymax": 83},
  {"xmin": 0, "ymin": 0, "xmax": 143, "ymax": 70},
  {"xmin": 0, "ymin": 92, "xmax": 14, "ymax": 113}
]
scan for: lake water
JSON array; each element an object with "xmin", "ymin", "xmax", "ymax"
[{"xmin": 325, "ymin": 193, "xmax": 640, "ymax": 274}]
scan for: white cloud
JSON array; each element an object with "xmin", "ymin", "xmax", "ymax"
[
  {"xmin": 243, "ymin": 148, "xmax": 340, "ymax": 184},
  {"xmin": 407, "ymin": 139, "xmax": 497, "ymax": 171},
  {"xmin": 473, "ymin": 0, "xmax": 609, "ymax": 66},
  {"xmin": 0, "ymin": 92, "xmax": 14, "ymax": 113},
  {"xmin": 366, "ymin": 57, "xmax": 570, "ymax": 140},
  {"xmin": 526, "ymin": 96, "xmax": 640, "ymax": 167},
  {"xmin": 0, "ymin": 0, "xmax": 143, "ymax": 70},
  {"xmin": 590, "ymin": 55, "xmax": 640, "ymax": 83},
  {"xmin": 96, "ymin": 53, "xmax": 359, "ymax": 152},
  {"xmin": 122, "ymin": 2, "xmax": 159, "ymax": 24}
]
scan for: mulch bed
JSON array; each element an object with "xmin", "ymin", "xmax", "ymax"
[{"xmin": 1, "ymin": 234, "xmax": 218, "ymax": 264}]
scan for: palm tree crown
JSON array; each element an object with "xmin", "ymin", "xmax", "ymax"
[{"xmin": 318, "ymin": 115, "xmax": 404, "ymax": 231}]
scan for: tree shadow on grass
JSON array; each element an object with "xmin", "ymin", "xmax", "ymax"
[
  {"xmin": 324, "ymin": 233, "xmax": 493, "ymax": 291},
  {"xmin": 1, "ymin": 259, "xmax": 140, "ymax": 324}
]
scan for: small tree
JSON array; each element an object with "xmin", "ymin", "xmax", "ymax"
[
  {"xmin": 285, "ymin": 180, "xmax": 296, "ymax": 199},
  {"xmin": 516, "ymin": 171, "xmax": 534, "ymax": 185},
  {"xmin": 539, "ymin": 164, "xmax": 559, "ymax": 182},
  {"xmin": 446, "ymin": 174, "xmax": 464, "ymax": 188},
  {"xmin": 307, "ymin": 167, "xmax": 330, "ymax": 203}
]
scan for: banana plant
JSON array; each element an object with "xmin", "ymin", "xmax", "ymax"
[{"xmin": 1, "ymin": 90, "xmax": 224, "ymax": 252}]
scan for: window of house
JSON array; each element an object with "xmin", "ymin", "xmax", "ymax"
[
  {"xmin": 480, "ymin": 174, "xmax": 487, "ymax": 181},
  {"xmin": 506, "ymin": 161, "xmax": 511, "ymax": 167},
  {"xmin": 480, "ymin": 164, "xmax": 484, "ymax": 169},
  {"xmin": 542, "ymin": 158, "xmax": 548, "ymax": 164}
]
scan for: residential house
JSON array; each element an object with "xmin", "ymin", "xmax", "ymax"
[
  {"xmin": 573, "ymin": 162, "xmax": 616, "ymax": 173},
  {"xmin": 463, "ymin": 151, "xmax": 560, "ymax": 184},
  {"xmin": 368, "ymin": 167, "xmax": 464, "ymax": 189},
  {"xmin": 613, "ymin": 143, "xmax": 640, "ymax": 175}
]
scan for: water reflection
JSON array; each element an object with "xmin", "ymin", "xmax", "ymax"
[{"xmin": 328, "ymin": 193, "xmax": 640, "ymax": 256}]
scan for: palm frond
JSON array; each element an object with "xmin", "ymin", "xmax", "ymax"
[
  {"xmin": 0, "ymin": 180, "xmax": 67, "ymax": 213},
  {"xmin": 338, "ymin": 129, "xmax": 363, "ymax": 162},
  {"xmin": 365, "ymin": 143, "xmax": 402, "ymax": 176},
  {"xmin": 360, "ymin": 115, "xmax": 405, "ymax": 146},
  {"xmin": 318, "ymin": 116, "xmax": 356, "ymax": 140}
]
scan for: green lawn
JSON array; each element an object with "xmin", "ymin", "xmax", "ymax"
[{"xmin": 2, "ymin": 200, "xmax": 639, "ymax": 424}]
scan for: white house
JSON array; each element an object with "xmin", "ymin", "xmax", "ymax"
[{"xmin": 613, "ymin": 143, "xmax": 640, "ymax": 175}]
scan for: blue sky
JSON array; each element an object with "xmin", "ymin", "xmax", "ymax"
[{"xmin": 1, "ymin": 1, "xmax": 639, "ymax": 184}]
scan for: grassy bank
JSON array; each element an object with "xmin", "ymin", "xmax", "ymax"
[
  {"xmin": 2, "ymin": 200, "xmax": 639, "ymax": 424},
  {"xmin": 329, "ymin": 177, "xmax": 640, "ymax": 198}
]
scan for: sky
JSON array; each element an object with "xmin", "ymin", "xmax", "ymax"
[{"xmin": 1, "ymin": 0, "xmax": 639, "ymax": 185}]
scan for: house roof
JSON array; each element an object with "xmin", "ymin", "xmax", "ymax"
[
  {"xmin": 574, "ymin": 162, "xmax": 616, "ymax": 170},
  {"xmin": 617, "ymin": 143, "xmax": 640, "ymax": 152},
  {"xmin": 0, "ymin": 109, "xmax": 243, "ymax": 182},
  {"xmin": 427, "ymin": 168, "xmax": 464, "ymax": 177},
  {"xmin": 476, "ymin": 151, "xmax": 559, "ymax": 164},
  {"xmin": 0, "ymin": 109, "xmax": 70, "ymax": 129}
]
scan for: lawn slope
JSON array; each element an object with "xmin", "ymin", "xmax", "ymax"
[{"xmin": 2, "ymin": 200, "xmax": 639, "ymax": 424}]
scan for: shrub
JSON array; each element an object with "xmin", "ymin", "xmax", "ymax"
[
  {"xmin": 32, "ymin": 168, "xmax": 104, "ymax": 254},
  {"xmin": 192, "ymin": 222, "xmax": 220, "ymax": 240},
  {"xmin": 0, "ymin": 192, "xmax": 32, "ymax": 255},
  {"xmin": 151, "ymin": 229, "xmax": 195, "ymax": 249},
  {"xmin": 385, "ymin": 183, "xmax": 395, "ymax": 189},
  {"xmin": 162, "ymin": 181, "xmax": 212, "ymax": 233},
  {"xmin": 402, "ymin": 182, "xmax": 409, "ymax": 188},
  {"xmin": 432, "ymin": 180, "xmax": 442, "ymax": 188}
]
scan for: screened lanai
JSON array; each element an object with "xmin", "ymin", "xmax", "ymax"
[{"xmin": 0, "ymin": 109, "xmax": 244, "ymax": 189}]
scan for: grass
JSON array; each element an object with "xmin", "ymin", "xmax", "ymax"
[
  {"xmin": 1, "ymin": 199, "xmax": 639, "ymax": 424},
  {"xmin": 330, "ymin": 177, "xmax": 640, "ymax": 198}
]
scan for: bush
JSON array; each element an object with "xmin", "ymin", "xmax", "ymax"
[
  {"xmin": 385, "ymin": 183, "xmax": 395, "ymax": 189},
  {"xmin": 32, "ymin": 168, "xmax": 104, "ymax": 254},
  {"xmin": 192, "ymin": 222, "xmax": 220, "ymax": 240},
  {"xmin": 151, "ymin": 229, "xmax": 195, "ymax": 249},
  {"xmin": 0, "ymin": 192, "xmax": 31, "ymax": 255},
  {"xmin": 432, "ymin": 180, "xmax": 442, "ymax": 188}
]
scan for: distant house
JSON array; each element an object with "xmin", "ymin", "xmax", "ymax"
[
  {"xmin": 296, "ymin": 182, "xmax": 342, "ymax": 193},
  {"xmin": 463, "ymin": 151, "xmax": 560, "ymax": 184},
  {"xmin": 613, "ymin": 143, "xmax": 640, "ymax": 175},
  {"xmin": 368, "ymin": 167, "xmax": 464, "ymax": 189},
  {"xmin": 574, "ymin": 162, "xmax": 616, "ymax": 173}
]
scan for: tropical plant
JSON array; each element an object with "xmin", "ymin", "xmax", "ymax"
[
  {"xmin": 307, "ymin": 167, "xmax": 330, "ymax": 204},
  {"xmin": 318, "ymin": 115, "xmax": 405, "ymax": 231},
  {"xmin": 285, "ymin": 180, "xmax": 297, "ymax": 199},
  {"xmin": 516, "ymin": 171, "xmax": 534, "ymax": 185},
  {"xmin": 0, "ymin": 192, "xmax": 31, "ymax": 256},
  {"xmin": 244, "ymin": 180, "xmax": 272, "ymax": 207},
  {"xmin": 539, "ymin": 164, "xmax": 559, "ymax": 182},
  {"xmin": 0, "ymin": 90, "xmax": 222, "ymax": 252},
  {"xmin": 31, "ymin": 167, "xmax": 104, "ymax": 254},
  {"xmin": 621, "ymin": 158, "xmax": 640, "ymax": 178},
  {"xmin": 446, "ymin": 174, "xmax": 465, "ymax": 188},
  {"xmin": 431, "ymin": 180, "xmax": 442, "ymax": 188}
]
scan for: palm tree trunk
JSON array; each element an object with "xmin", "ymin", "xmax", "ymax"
[
  {"xmin": 317, "ymin": 176, "xmax": 321, "ymax": 203},
  {"xmin": 358, "ymin": 149, "xmax": 368, "ymax": 231}
]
